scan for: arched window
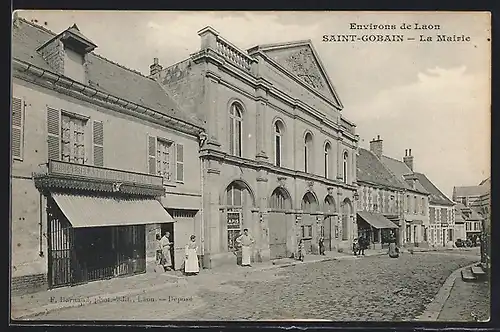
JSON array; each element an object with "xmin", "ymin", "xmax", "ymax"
[
  {"xmin": 229, "ymin": 103, "xmax": 243, "ymax": 157},
  {"xmin": 274, "ymin": 121, "xmax": 284, "ymax": 167},
  {"xmin": 304, "ymin": 133, "xmax": 313, "ymax": 173},
  {"xmin": 324, "ymin": 142, "xmax": 331, "ymax": 178},
  {"xmin": 342, "ymin": 151, "xmax": 348, "ymax": 183}
]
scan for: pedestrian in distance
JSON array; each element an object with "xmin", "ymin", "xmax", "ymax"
[
  {"xmin": 160, "ymin": 231, "xmax": 173, "ymax": 271},
  {"xmin": 184, "ymin": 235, "xmax": 200, "ymax": 276},
  {"xmin": 298, "ymin": 239, "xmax": 305, "ymax": 261},
  {"xmin": 388, "ymin": 232, "xmax": 399, "ymax": 258},
  {"xmin": 318, "ymin": 236, "xmax": 325, "ymax": 255},
  {"xmin": 358, "ymin": 236, "xmax": 366, "ymax": 256},
  {"xmin": 353, "ymin": 238, "xmax": 359, "ymax": 256},
  {"xmin": 236, "ymin": 228, "xmax": 255, "ymax": 267}
]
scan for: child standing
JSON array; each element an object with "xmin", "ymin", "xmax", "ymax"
[{"xmin": 298, "ymin": 239, "xmax": 305, "ymax": 262}]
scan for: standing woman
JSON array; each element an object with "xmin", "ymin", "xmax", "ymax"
[
  {"xmin": 388, "ymin": 231, "xmax": 399, "ymax": 258},
  {"xmin": 160, "ymin": 231, "xmax": 173, "ymax": 271},
  {"xmin": 184, "ymin": 235, "xmax": 200, "ymax": 276}
]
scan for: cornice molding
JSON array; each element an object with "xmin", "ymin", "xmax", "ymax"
[{"xmin": 200, "ymin": 148, "xmax": 357, "ymax": 191}]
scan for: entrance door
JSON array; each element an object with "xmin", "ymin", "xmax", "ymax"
[
  {"xmin": 301, "ymin": 214, "xmax": 314, "ymax": 253},
  {"xmin": 269, "ymin": 212, "xmax": 288, "ymax": 259},
  {"xmin": 322, "ymin": 216, "xmax": 332, "ymax": 251},
  {"xmin": 47, "ymin": 204, "xmax": 74, "ymax": 288},
  {"xmin": 169, "ymin": 210, "xmax": 196, "ymax": 271}
]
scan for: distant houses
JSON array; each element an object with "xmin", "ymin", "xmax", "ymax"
[{"xmin": 356, "ymin": 135, "xmax": 456, "ymax": 249}]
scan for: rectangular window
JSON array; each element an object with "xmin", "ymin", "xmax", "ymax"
[
  {"xmin": 429, "ymin": 208, "xmax": 435, "ymax": 223},
  {"xmin": 413, "ymin": 196, "xmax": 417, "ymax": 214},
  {"xmin": 301, "ymin": 225, "xmax": 313, "ymax": 239},
  {"xmin": 448, "ymin": 229, "xmax": 453, "ymax": 242},
  {"xmin": 235, "ymin": 119, "xmax": 242, "ymax": 157},
  {"xmin": 304, "ymin": 148, "xmax": 308, "ymax": 173},
  {"xmin": 12, "ymin": 97, "xmax": 24, "ymax": 160},
  {"xmin": 440, "ymin": 208, "xmax": 447, "ymax": 224},
  {"xmin": 275, "ymin": 135, "xmax": 281, "ymax": 167},
  {"xmin": 61, "ymin": 112, "xmax": 87, "ymax": 164},
  {"xmin": 406, "ymin": 195, "xmax": 410, "ymax": 213},
  {"xmin": 176, "ymin": 143, "xmax": 184, "ymax": 182},
  {"xmin": 156, "ymin": 139, "xmax": 173, "ymax": 182}
]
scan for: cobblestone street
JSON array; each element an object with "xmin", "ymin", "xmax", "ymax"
[{"xmin": 32, "ymin": 251, "xmax": 481, "ymax": 321}]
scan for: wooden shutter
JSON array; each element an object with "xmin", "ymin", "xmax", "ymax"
[
  {"xmin": 93, "ymin": 120, "xmax": 104, "ymax": 167},
  {"xmin": 176, "ymin": 143, "xmax": 184, "ymax": 182},
  {"xmin": 47, "ymin": 107, "xmax": 61, "ymax": 161},
  {"xmin": 148, "ymin": 135, "xmax": 157, "ymax": 175},
  {"xmin": 12, "ymin": 97, "xmax": 24, "ymax": 160}
]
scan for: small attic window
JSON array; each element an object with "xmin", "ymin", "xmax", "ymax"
[{"xmin": 64, "ymin": 47, "xmax": 86, "ymax": 83}]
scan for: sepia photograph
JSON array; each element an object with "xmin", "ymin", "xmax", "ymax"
[{"xmin": 10, "ymin": 10, "xmax": 491, "ymax": 323}]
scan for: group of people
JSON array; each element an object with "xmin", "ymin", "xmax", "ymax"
[
  {"xmin": 353, "ymin": 235, "xmax": 369, "ymax": 256},
  {"xmin": 155, "ymin": 232, "xmax": 200, "ymax": 276}
]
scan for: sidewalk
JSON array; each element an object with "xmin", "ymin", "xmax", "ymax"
[
  {"xmin": 12, "ymin": 247, "xmax": 470, "ymax": 320},
  {"xmin": 11, "ymin": 251, "xmax": 360, "ymax": 320}
]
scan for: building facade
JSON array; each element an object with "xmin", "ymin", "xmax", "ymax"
[
  {"xmin": 356, "ymin": 145, "xmax": 406, "ymax": 248},
  {"xmin": 11, "ymin": 19, "xmax": 205, "ymax": 294},
  {"xmin": 414, "ymin": 173, "xmax": 455, "ymax": 247},
  {"xmin": 367, "ymin": 139, "xmax": 431, "ymax": 247},
  {"xmin": 152, "ymin": 27, "xmax": 359, "ymax": 268}
]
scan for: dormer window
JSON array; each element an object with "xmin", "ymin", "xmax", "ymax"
[{"xmin": 37, "ymin": 24, "xmax": 97, "ymax": 84}]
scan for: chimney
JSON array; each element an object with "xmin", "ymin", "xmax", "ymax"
[
  {"xmin": 403, "ymin": 148, "xmax": 414, "ymax": 171},
  {"xmin": 149, "ymin": 57, "xmax": 163, "ymax": 77},
  {"xmin": 369, "ymin": 135, "xmax": 383, "ymax": 158}
]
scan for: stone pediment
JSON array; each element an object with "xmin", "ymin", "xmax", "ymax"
[{"xmin": 252, "ymin": 41, "xmax": 342, "ymax": 108}]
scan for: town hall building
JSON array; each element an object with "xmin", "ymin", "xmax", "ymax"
[{"xmin": 151, "ymin": 27, "xmax": 360, "ymax": 268}]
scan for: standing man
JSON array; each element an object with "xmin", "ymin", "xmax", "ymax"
[
  {"xmin": 358, "ymin": 235, "xmax": 366, "ymax": 256},
  {"xmin": 236, "ymin": 228, "xmax": 255, "ymax": 267}
]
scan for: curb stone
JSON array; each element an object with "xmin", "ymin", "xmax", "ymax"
[{"xmin": 415, "ymin": 262, "xmax": 479, "ymax": 322}]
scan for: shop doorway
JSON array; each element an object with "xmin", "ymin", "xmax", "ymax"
[
  {"xmin": 161, "ymin": 222, "xmax": 175, "ymax": 269},
  {"xmin": 47, "ymin": 196, "xmax": 147, "ymax": 289}
]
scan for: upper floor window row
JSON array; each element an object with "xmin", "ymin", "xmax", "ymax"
[{"xmin": 227, "ymin": 102, "xmax": 350, "ymax": 182}]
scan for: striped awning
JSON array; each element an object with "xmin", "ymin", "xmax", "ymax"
[
  {"xmin": 357, "ymin": 211, "xmax": 399, "ymax": 229},
  {"xmin": 52, "ymin": 193, "xmax": 174, "ymax": 228}
]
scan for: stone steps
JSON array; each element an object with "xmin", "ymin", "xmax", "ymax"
[{"xmin": 461, "ymin": 264, "xmax": 487, "ymax": 282}]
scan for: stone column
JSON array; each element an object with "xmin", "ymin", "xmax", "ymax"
[{"xmin": 202, "ymin": 159, "xmax": 221, "ymax": 269}]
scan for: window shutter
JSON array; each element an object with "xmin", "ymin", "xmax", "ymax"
[
  {"xmin": 176, "ymin": 143, "xmax": 184, "ymax": 182},
  {"xmin": 12, "ymin": 97, "xmax": 24, "ymax": 160},
  {"xmin": 93, "ymin": 120, "xmax": 104, "ymax": 166},
  {"xmin": 47, "ymin": 107, "xmax": 61, "ymax": 161},
  {"xmin": 148, "ymin": 135, "xmax": 157, "ymax": 175}
]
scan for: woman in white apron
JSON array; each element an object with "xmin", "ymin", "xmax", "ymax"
[{"xmin": 184, "ymin": 235, "xmax": 199, "ymax": 276}]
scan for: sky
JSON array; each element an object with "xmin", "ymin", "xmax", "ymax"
[{"xmin": 15, "ymin": 11, "xmax": 491, "ymax": 198}]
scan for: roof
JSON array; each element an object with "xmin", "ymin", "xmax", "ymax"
[
  {"xmin": 452, "ymin": 185, "xmax": 484, "ymax": 198},
  {"xmin": 356, "ymin": 148, "xmax": 406, "ymax": 190},
  {"xmin": 414, "ymin": 173, "xmax": 454, "ymax": 206},
  {"xmin": 12, "ymin": 18, "xmax": 204, "ymax": 128},
  {"xmin": 380, "ymin": 156, "xmax": 429, "ymax": 194},
  {"xmin": 248, "ymin": 39, "xmax": 343, "ymax": 109}
]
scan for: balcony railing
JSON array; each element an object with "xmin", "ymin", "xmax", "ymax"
[
  {"xmin": 215, "ymin": 36, "xmax": 254, "ymax": 73},
  {"xmin": 47, "ymin": 160, "xmax": 164, "ymax": 187}
]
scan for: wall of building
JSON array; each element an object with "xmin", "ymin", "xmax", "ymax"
[
  {"xmin": 428, "ymin": 203, "xmax": 455, "ymax": 247},
  {"xmin": 11, "ymin": 76, "xmax": 201, "ymax": 282}
]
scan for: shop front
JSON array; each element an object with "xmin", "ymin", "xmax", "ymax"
[
  {"xmin": 357, "ymin": 211, "xmax": 399, "ymax": 250},
  {"xmin": 35, "ymin": 160, "xmax": 173, "ymax": 289}
]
